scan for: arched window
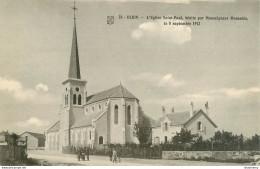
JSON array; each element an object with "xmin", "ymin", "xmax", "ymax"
[
  {"xmin": 64, "ymin": 95, "xmax": 66, "ymax": 105},
  {"xmin": 73, "ymin": 94, "xmax": 76, "ymax": 104},
  {"xmin": 127, "ymin": 105, "xmax": 131, "ymax": 125},
  {"xmin": 78, "ymin": 95, "xmax": 81, "ymax": 105},
  {"xmin": 99, "ymin": 136, "xmax": 103, "ymax": 144},
  {"xmin": 66, "ymin": 94, "xmax": 68, "ymax": 105},
  {"xmin": 114, "ymin": 105, "xmax": 118, "ymax": 124}
]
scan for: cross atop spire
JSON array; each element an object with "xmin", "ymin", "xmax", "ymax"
[
  {"xmin": 71, "ymin": 1, "xmax": 78, "ymax": 20},
  {"xmin": 68, "ymin": 1, "xmax": 81, "ymax": 79}
]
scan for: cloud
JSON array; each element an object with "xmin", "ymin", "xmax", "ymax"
[
  {"xmin": 0, "ymin": 77, "xmax": 54, "ymax": 103},
  {"xmin": 131, "ymin": 72, "xmax": 185, "ymax": 88},
  {"xmin": 144, "ymin": 87, "xmax": 260, "ymax": 108},
  {"xmin": 158, "ymin": 74, "xmax": 185, "ymax": 88},
  {"xmin": 17, "ymin": 117, "xmax": 50, "ymax": 127},
  {"xmin": 131, "ymin": 20, "xmax": 191, "ymax": 44},
  {"xmin": 35, "ymin": 83, "xmax": 48, "ymax": 92},
  {"xmin": 211, "ymin": 87, "xmax": 260, "ymax": 98},
  {"xmin": 0, "ymin": 77, "xmax": 36, "ymax": 101}
]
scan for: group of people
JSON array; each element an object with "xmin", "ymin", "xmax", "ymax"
[
  {"xmin": 108, "ymin": 148, "xmax": 122, "ymax": 163},
  {"xmin": 76, "ymin": 147, "xmax": 90, "ymax": 161},
  {"xmin": 76, "ymin": 147, "xmax": 123, "ymax": 163}
]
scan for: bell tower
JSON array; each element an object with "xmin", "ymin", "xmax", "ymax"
[{"xmin": 59, "ymin": 2, "xmax": 87, "ymax": 151}]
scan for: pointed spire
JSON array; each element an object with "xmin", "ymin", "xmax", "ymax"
[{"xmin": 68, "ymin": 2, "xmax": 81, "ymax": 79}]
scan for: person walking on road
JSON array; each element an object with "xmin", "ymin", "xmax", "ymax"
[
  {"xmin": 81, "ymin": 151, "xmax": 85, "ymax": 161},
  {"xmin": 77, "ymin": 149, "xmax": 81, "ymax": 161},
  {"xmin": 86, "ymin": 147, "xmax": 90, "ymax": 161},
  {"xmin": 117, "ymin": 148, "xmax": 122, "ymax": 162},
  {"xmin": 108, "ymin": 148, "xmax": 113, "ymax": 161},
  {"xmin": 112, "ymin": 149, "xmax": 117, "ymax": 163}
]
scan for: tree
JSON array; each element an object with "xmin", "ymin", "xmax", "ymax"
[
  {"xmin": 211, "ymin": 130, "xmax": 247, "ymax": 151},
  {"xmin": 10, "ymin": 133, "xmax": 19, "ymax": 145},
  {"xmin": 172, "ymin": 128, "xmax": 199, "ymax": 145},
  {"xmin": 133, "ymin": 106, "xmax": 152, "ymax": 144},
  {"xmin": 244, "ymin": 134, "xmax": 260, "ymax": 151},
  {"xmin": 171, "ymin": 128, "xmax": 199, "ymax": 150}
]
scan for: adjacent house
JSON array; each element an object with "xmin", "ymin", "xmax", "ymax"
[
  {"xmin": 20, "ymin": 132, "xmax": 45, "ymax": 150},
  {"xmin": 152, "ymin": 102, "xmax": 217, "ymax": 144},
  {"xmin": 0, "ymin": 131, "xmax": 14, "ymax": 145}
]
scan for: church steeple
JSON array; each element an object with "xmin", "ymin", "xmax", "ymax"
[{"xmin": 68, "ymin": 2, "xmax": 81, "ymax": 79}]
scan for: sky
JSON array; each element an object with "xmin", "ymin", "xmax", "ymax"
[{"xmin": 0, "ymin": 0, "xmax": 259, "ymax": 137}]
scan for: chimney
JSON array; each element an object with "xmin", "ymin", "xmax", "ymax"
[
  {"xmin": 205, "ymin": 101, "xmax": 209, "ymax": 115},
  {"xmin": 190, "ymin": 102, "xmax": 194, "ymax": 117},
  {"xmin": 172, "ymin": 107, "xmax": 175, "ymax": 113},
  {"xmin": 162, "ymin": 106, "xmax": 166, "ymax": 117}
]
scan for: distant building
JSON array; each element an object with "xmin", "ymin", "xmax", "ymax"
[
  {"xmin": 152, "ymin": 102, "xmax": 217, "ymax": 144},
  {"xmin": 0, "ymin": 131, "xmax": 14, "ymax": 145},
  {"xmin": 19, "ymin": 132, "xmax": 45, "ymax": 150}
]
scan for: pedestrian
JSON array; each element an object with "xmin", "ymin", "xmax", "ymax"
[
  {"xmin": 86, "ymin": 146, "xmax": 90, "ymax": 161},
  {"xmin": 108, "ymin": 148, "xmax": 113, "ymax": 161},
  {"xmin": 81, "ymin": 151, "xmax": 85, "ymax": 161},
  {"xmin": 117, "ymin": 148, "xmax": 122, "ymax": 162},
  {"xmin": 112, "ymin": 148, "xmax": 117, "ymax": 163},
  {"xmin": 77, "ymin": 149, "xmax": 81, "ymax": 161}
]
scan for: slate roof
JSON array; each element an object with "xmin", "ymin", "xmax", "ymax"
[
  {"xmin": 71, "ymin": 110, "xmax": 105, "ymax": 129},
  {"xmin": 86, "ymin": 84, "xmax": 138, "ymax": 105},
  {"xmin": 143, "ymin": 114, "xmax": 156, "ymax": 127},
  {"xmin": 154, "ymin": 111, "xmax": 190, "ymax": 127},
  {"xmin": 21, "ymin": 132, "xmax": 45, "ymax": 139},
  {"xmin": 68, "ymin": 20, "xmax": 81, "ymax": 79},
  {"xmin": 154, "ymin": 110, "xmax": 217, "ymax": 128},
  {"xmin": 47, "ymin": 121, "xmax": 60, "ymax": 132},
  {"xmin": 184, "ymin": 109, "xmax": 217, "ymax": 128},
  {"xmin": 46, "ymin": 110, "xmax": 105, "ymax": 132}
]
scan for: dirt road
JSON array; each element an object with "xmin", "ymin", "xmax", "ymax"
[{"xmin": 28, "ymin": 150, "xmax": 249, "ymax": 166}]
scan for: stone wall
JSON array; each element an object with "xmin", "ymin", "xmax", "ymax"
[
  {"xmin": 162, "ymin": 151, "xmax": 260, "ymax": 161},
  {"xmin": 0, "ymin": 145, "xmax": 27, "ymax": 161}
]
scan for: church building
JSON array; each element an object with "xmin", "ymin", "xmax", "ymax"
[{"xmin": 45, "ymin": 6, "xmax": 148, "ymax": 151}]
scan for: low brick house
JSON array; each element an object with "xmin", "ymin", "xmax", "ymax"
[{"xmin": 20, "ymin": 132, "xmax": 45, "ymax": 150}]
